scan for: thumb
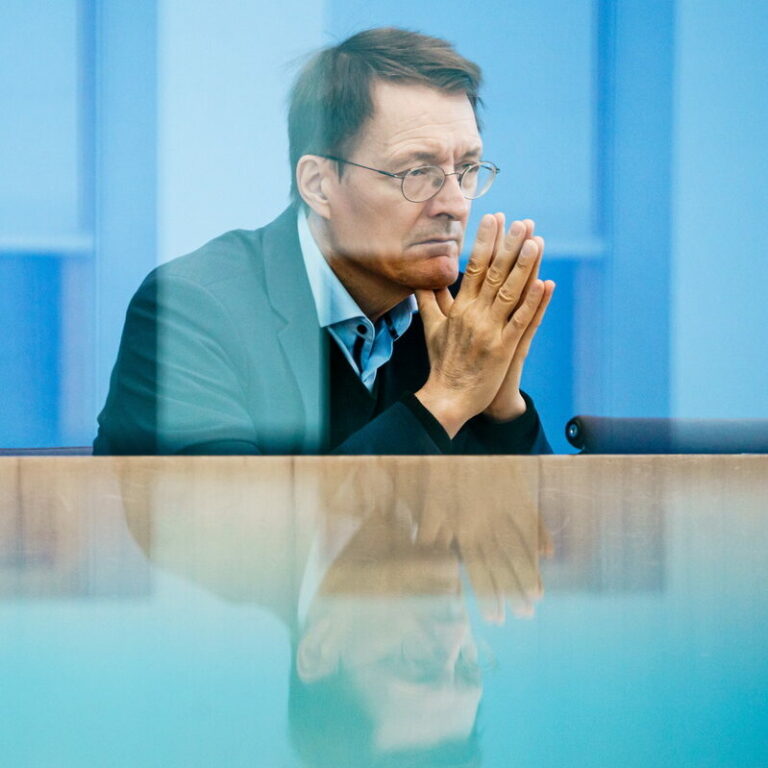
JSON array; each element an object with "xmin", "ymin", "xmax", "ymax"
[
  {"xmin": 415, "ymin": 289, "xmax": 445, "ymax": 329},
  {"xmin": 434, "ymin": 287, "xmax": 454, "ymax": 316}
]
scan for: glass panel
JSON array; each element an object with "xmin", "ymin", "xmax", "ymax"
[{"xmin": 2, "ymin": 456, "xmax": 766, "ymax": 766}]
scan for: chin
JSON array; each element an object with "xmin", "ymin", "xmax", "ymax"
[{"xmin": 407, "ymin": 257, "xmax": 459, "ymax": 291}]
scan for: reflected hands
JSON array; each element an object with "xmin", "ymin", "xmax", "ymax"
[{"xmin": 413, "ymin": 462, "xmax": 553, "ymax": 624}]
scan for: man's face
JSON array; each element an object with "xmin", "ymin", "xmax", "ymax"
[
  {"xmin": 299, "ymin": 594, "xmax": 482, "ymax": 752},
  {"xmin": 324, "ymin": 80, "xmax": 482, "ymax": 291}
]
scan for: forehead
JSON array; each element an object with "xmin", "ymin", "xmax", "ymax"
[{"xmin": 358, "ymin": 80, "xmax": 482, "ymax": 162}]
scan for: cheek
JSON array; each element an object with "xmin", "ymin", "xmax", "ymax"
[{"xmin": 344, "ymin": 196, "xmax": 421, "ymax": 252}]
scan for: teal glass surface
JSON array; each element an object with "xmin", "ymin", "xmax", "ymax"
[{"xmin": 1, "ymin": 456, "xmax": 766, "ymax": 767}]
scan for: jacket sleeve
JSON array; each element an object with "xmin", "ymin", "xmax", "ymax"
[
  {"xmin": 331, "ymin": 393, "xmax": 452, "ymax": 455},
  {"xmin": 331, "ymin": 391, "xmax": 551, "ymax": 456},
  {"xmin": 452, "ymin": 390, "xmax": 552, "ymax": 455}
]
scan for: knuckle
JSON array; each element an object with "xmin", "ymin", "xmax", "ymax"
[
  {"xmin": 464, "ymin": 261, "xmax": 484, "ymax": 277},
  {"xmin": 496, "ymin": 287, "xmax": 518, "ymax": 304},
  {"xmin": 485, "ymin": 269, "xmax": 504, "ymax": 286},
  {"xmin": 510, "ymin": 314, "xmax": 527, "ymax": 331}
]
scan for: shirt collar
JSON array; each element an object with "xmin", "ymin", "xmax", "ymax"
[{"xmin": 297, "ymin": 209, "xmax": 417, "ymax": 328}]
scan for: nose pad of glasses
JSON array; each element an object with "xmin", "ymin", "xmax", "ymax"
[{"xmin": 433, "ymin": 170, "xmax": 462, "ymax": 198}]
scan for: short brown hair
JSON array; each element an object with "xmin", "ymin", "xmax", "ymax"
[{"xmin": 288, "ymin": 27, "xmax": 483, "ymax": 203}]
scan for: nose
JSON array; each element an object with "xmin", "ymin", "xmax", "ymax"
[
  {"xmin": 429, "ymin": 620, "xmax": 473, "ymax": 676},
  {"xmin": 425, "ymin": 170, "xmax": 471, "ymax": 221}
]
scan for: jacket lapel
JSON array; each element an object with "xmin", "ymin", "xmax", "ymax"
[{"xmin": 261, "ymin": 205, "xmax": 327, "ymax": 452}]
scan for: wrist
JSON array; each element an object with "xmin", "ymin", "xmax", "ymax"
[
  {"xmin": 414, "ymin": 382, "xmax": 469, "ymax": 439},
  {"xmin": 484, "ymin": 392, "xmax": 527, "ymax": 422}
]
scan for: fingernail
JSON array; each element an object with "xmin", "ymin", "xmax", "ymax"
[{"xmin": 510, "ymin": 221, "xmax": 523, "ymax": 236}]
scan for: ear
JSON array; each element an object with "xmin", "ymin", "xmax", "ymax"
[
  {"xmin": 296, "ymin": 615, "xmax": 339, "ymax": 682},
  {"xmin": 296, "ymin": 155, "xmax": 333, "ymax": 219}
]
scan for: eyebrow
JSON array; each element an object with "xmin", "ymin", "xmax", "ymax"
[{"xmin": 391, "ymin": 146, "xmax": 483, "ymax": 169}]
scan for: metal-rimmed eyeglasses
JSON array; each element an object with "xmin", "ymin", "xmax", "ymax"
[{"xmin": 319, "ymin": 154, "xmax": 500, "ymax": 203}]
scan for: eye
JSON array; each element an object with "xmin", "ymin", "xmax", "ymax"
[{"xmin": 407, "ymin": 166, "xmax": 432, "ymax": 177}]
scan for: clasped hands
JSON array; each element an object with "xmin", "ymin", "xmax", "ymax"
[{"xmin": 415, "ymin": 214, "xmax": 555, "ymax": 437}]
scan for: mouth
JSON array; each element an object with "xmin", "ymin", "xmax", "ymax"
[{"xmin": 414, "ymin": 237, "xmax": 459, "ymax": 246}]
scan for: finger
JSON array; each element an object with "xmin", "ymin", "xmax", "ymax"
[
  {"xmin": 498, "ymin": 565, "xmax": 536, "ymax": 618},
  {"xmin": 511, "ymin": 280, "xmax": 555, "ymax": 360},
  {"xmin": 463, "ymin": 552, "xmax": 505, "ymax": 624},
  {"xmin": 503, "ymin": 278, "xmax": 545, "ymax": 344},
  {"xmin": 492, "ymin": 213, "xmax": 506, "ymax": 262},
  {"xmin": 501, "ymin": 542, "xmax": 541, "ymax": 607},
  {"xmin": 419, "ymin": 521, "xmax": 452, "ymax": 551},
  {"xmin": 490, "ymin": 239, "xmax": 541, "ymax": 321},
  {"xmin": 523, "ymin": 218, "xmax": 536, "ymax": 238},
  {"xmin": 538, "ymin": 518, "xmax": 554, "ymax": 558},
  {"xmin": 503, "ymin": 216, "xmax": 530, "ymax": 273},
  {"xmin": 494, "ymin": 517, "xmax": 540, "ymax": 597},
  {"xmin": 481, "ymin": 544, "xmax": 533, "ymax": 616},
  {"xmin": 511, "ymin": 235, "xmax": 544, "ymax": 317},
  {"xmin": 416, "ymin": 504, "xmax": 443, "ymax": 546},
  {"xmin": 478, "ymin": 220, "xmax": 527, "ymax": 306},
  {"xmin": 529, "ymin": 235, "xmax": 544, "ymax": 284},
  {"xmin": 435, "ymin": 524, "xmax": 454, "ymax": 552},
  {"xmin": 510, "ymin": 228, "xmax": 541, "ymax": 308},
  {"xmin": 459, "ymin": 214, "xmax": 498, "ymax": 300},
  {"xmin": 434, "ymin": 287, "xmax": 454, "ymax": 316},
  {"xmin": 415, "ymin": 289, "xmax": 445, "ymax": 330}
]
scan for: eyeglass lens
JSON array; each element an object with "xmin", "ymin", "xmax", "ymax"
[{"xmin": 402, "ymin": 163, "xmax": 495, "ymax": 202}]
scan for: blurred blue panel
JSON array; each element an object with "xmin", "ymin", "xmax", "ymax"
[
  {"xmin": 593, "ymin": 0, "xmax": 674, "ymax": 417},
  {"xmin": 672, "ymin": 0, "xmax": 768, "ymax": 417},
  {"xmin": 156, "ymin": 0, "xmax": 325, "ymax": 263},
  {"xmin": 93, "ymin": 0, "xmax": 157, "ymax": 411},
  {"xmin": 0, "ymin": 257, "xmax": 60, "ymax": 447},
  {"xmin": 0, "ymin": 0, "xmax": 81, "ymax": 235}
]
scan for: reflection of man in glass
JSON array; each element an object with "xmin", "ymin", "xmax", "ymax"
[
  {"xmin": 120, "ymin": 457, "xmax": 547, "ymax": 766},
  {"xmin": 290, "ymin": 509, "xmax": 484, "ymax": 768},
  {"xmin": 94, "ymin": 27, "xmax": 554, "ymax": 456}
]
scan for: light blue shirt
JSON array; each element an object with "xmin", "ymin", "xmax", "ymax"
[{"xmin": 298, "ymin": 211, "xmax": 417, "ymax": 392}]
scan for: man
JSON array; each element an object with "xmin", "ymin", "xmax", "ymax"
[{"xmin": 93, "ymin": 27, "xmax": 555, "ymax": 456}]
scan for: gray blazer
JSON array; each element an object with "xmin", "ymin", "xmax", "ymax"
[{"xmin": 94, "ymin": 206, "xmax": 550, "ymax": 455}]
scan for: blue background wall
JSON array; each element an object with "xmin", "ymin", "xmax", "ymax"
[{"xmin": 1, "ymin": 0, "xmax": 766, "ymax": 451}]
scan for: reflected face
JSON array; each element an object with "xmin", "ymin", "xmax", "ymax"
[
  {"xmin": 300, "ymin": 595, "xmax": 482, "ymax": 751},
  {"xmin": 325, "ymin": 80, "xmax": 482, "ymax": 291}
]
